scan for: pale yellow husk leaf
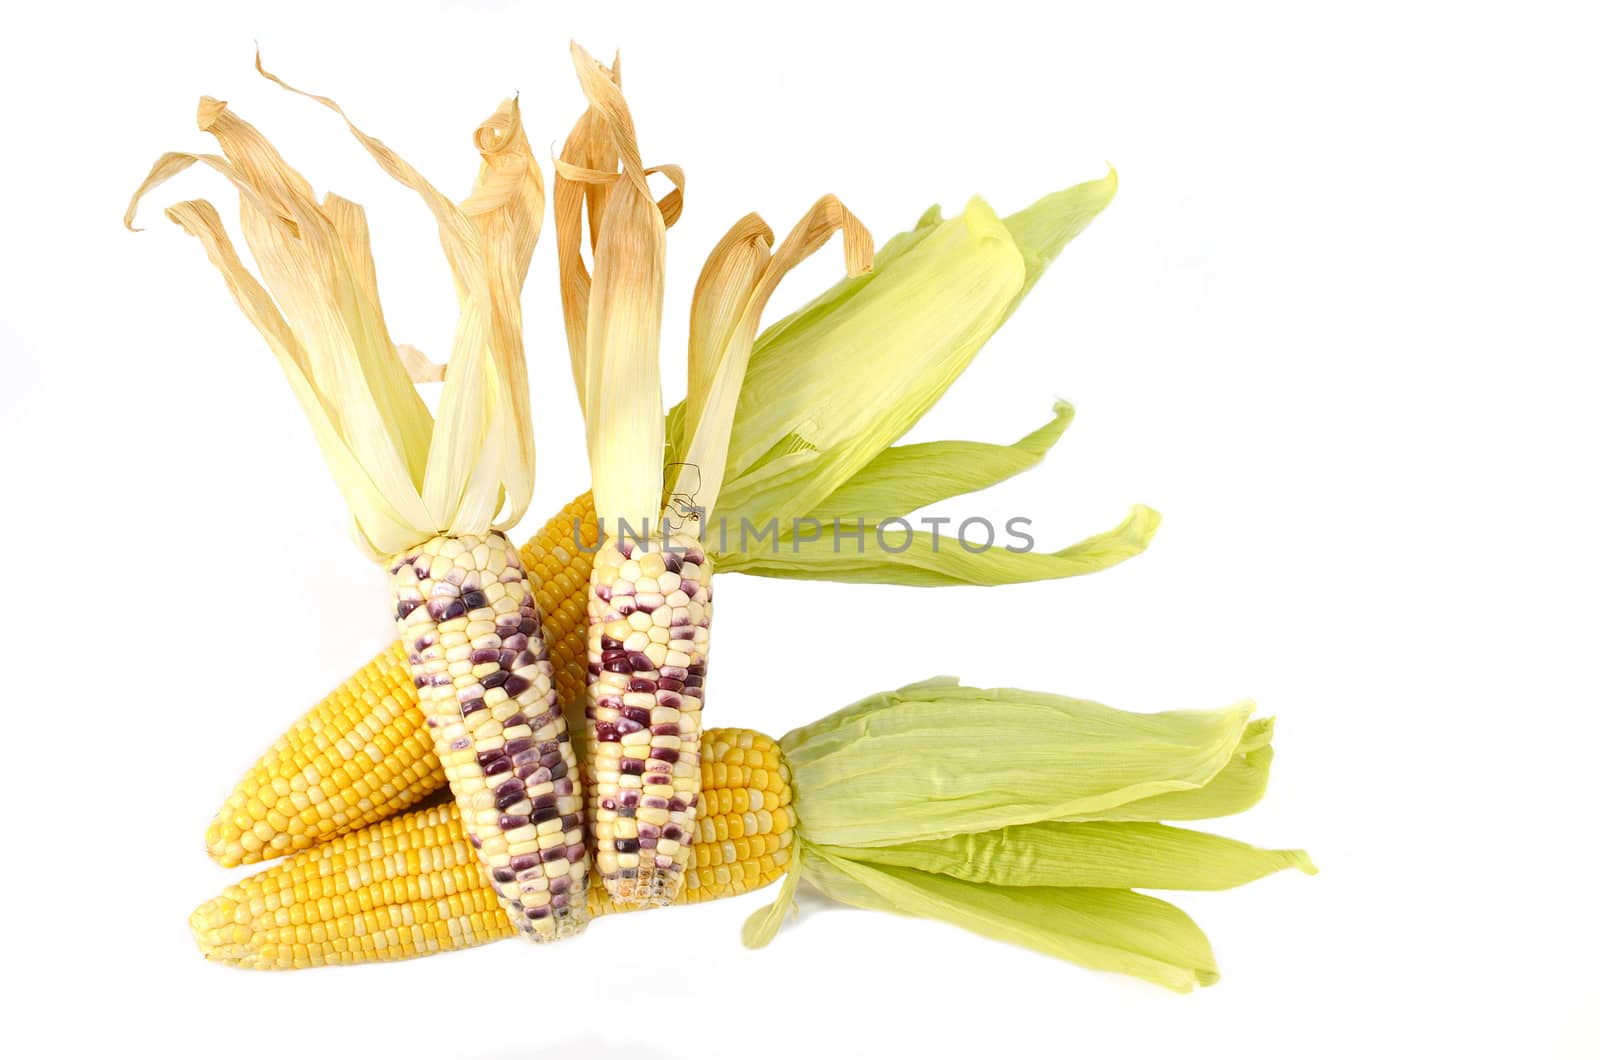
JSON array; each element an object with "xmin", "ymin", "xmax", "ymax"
[{"xmin": 126, "ymin": 60, "xmax": 544, "ymax": 558}]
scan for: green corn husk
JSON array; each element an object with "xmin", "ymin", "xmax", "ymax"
[
  {"xmin": 803, "ymin": 854, "xmax": 1223, "ymax": 994},
  {"xmin": 664, "ymin": 171, "xmax": 1156, "ymax": 587},
  {"xmin": 742, "ymin": 679, "xmax": 1313, "ymax": 993},
  {"xmin": 824, "ymin": 821, "xmax": 1314, "ymax": 891}
]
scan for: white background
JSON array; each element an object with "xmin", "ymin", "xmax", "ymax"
[{"xmin": 1, "ymin": 1, "xmax": 1595, "ymax": 1056}]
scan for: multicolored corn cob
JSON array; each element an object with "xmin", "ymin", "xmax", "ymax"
[
  {"xmin": 389, "ymin": 531, "xmax": 588, "ymax": 941},
  {"xmin": 205, "ymin": 494, "xmax": 598, "ymax": 867},
  {"xmin": 586, "ymin": 534, "xmax": 713, "ymax": 904},
  {"xmin": 131, "ymin": 63, "xmax": 572, "ymax": 953},
  {"xmin": 192, "ymin": 728, "xmax": 792, "ymax": 969}
]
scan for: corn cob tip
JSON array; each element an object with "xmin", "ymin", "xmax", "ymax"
[{"xmin": 190, "ymin": 892, "xmax": 248, "ymax": 964}]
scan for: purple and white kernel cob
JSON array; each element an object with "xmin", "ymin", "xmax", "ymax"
[
  {"xmin": 586, "ymin": 533, "xmax": 712, "ymax": 906},
  {"xmin": 389, "ymin": 531, "xmax": 589, "ymax": 941}
]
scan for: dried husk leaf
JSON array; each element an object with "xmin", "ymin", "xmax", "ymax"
[
  {"xmin": 127, "ymin": 62, "xmax": 545, "ymax": 556},
  {"xmin": 565, "ymin": 42, "xmax": 671, "ymax": 530},
  {"xmin": 679, "ymin": 195, "xmax": 873, "ymax": 519}
]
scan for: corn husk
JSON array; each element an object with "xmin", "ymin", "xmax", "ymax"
[
  {"xmin": 734, "ymin": 678, "xmax": 1310, "ymax": 992},
  {"xmin": 669, "ymin": 171, "xmax": 1153, "ymax": 585},
  {"xmin": 126, "ymin": 59, "xmax": 544, "ymax": 558}
]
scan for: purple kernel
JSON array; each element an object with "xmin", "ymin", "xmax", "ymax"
[
  {"xmin": 395, "ymin": 599, "xmax": 420, "ymax": 620},
  {"xmin": 481, "ymin": 671, "xmax": 508, "ymax": 690},
  {"xmin": 462, "ymin": 590, "xmax": 488, "ymax": 610},
  {"xmin": 503, "ymin": 633, "xmax": 529, "ymax": 652},
  {"xmin": 460, "ymin": 698, "xmax": 487, "ymax": 716},
  {"xmin": 492, "ymin": 867, "xmax": 515, "ymax": 884},
  {"xmin": 427, "ymin": 597, "xmax": 466, "ymax": 622},
  {"xmin": 594, "ymin": 723, "xmax": 619, "ymax": 742},
  {"xmin": 615, "ymin": 838, "xmax": 640, "ymax": 854},
  {"xmin": 620, "ymin": 759, "xmax": 646, "ymax": 776},
  {"xmin": 510, "ymin": 854, "xmax": 540, "ymax": 872},
  {"xmin": 653, "ymin": 748, "xmax": 679, "ymax": 764},
  {"xmin": 627, "ymin": 652, "xmax": 654, "ymax": 671},
  {"xmin": 662, "ymin": 826, "xmax": 682, "ymax": 841},
  {"xmin": 484, "ymin": 757, "xmax": 512, "ymax": 777},
  {"xmin": 532, "ymin": 806, "xmax": 559, "ymax": 825},
  {"xmin": 499, "ymin": 814, "xmax": 529, "ymax": 830},
  {"xmin": 504, "ymin": 675, "xmax": 531, "ymax": 697},
  {"xmin": 652, "ymin": 724, "xmax": 679, "ymax": 737},
  {"xmin": 621, "ymin": 706, "xmax": 651, "ymax": 725},
  {"xmin": 601, "ymin": 635, "xmax": 623, "ymax": 650}
]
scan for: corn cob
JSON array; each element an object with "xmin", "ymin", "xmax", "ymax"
[
  {"xmin": 193, "ymin": 689, "xmax": 1307, "ymax": 990},
  {"xmin": 586, "ymin": 535, "xmax": 712, "ymax": 903},
  {"xmin": 389, "ymin": 531, "xmax": 589, "ymax": 940},
  {"xmin": 131, "ymin": 68, "xmax": 589, "ymax": 944},
  {"xmin": 558, "ymin": 46, "xmax": 869, "ymax": 909},
  {"xmin": 206, "ymin": 495, "xmax": 597, "ymax": 866},
  {"xmin": 193, "ymin": 728, "xmax": 792, "ymax": 969}
]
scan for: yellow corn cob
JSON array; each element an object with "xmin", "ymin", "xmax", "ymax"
[
  {"xmin": 586, "ymin": 534, "xmax": 712, "ymax": 906},
  {"xmin": 388, "ymin": 530, "xmax": 589, "ymax": 941},
  {"xmin": 205, "ymin": 494, "xmax": 598, "ymax": 867},
  {"xmin": 192, "ymin": 728, "xmax": 792, "ymax": 969}
]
